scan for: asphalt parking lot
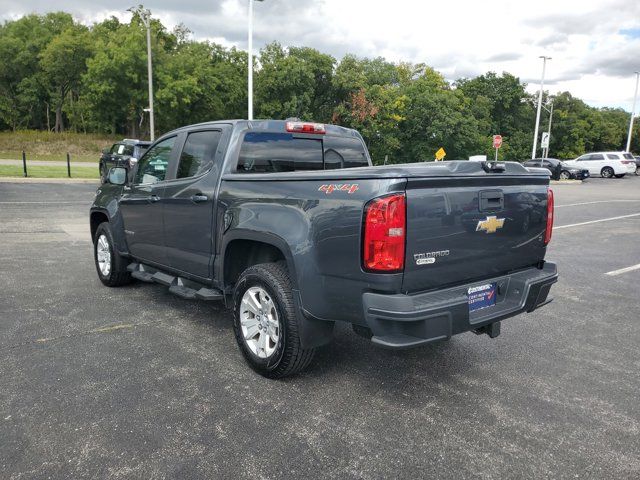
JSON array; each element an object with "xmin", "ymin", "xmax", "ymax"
[{"xmin": 1, "ymin": 176, "xmax": 639, "ymax": 479}]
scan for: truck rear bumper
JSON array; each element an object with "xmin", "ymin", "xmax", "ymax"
[{"xmin": 362, "ymin": 262, "xmax": 557, "ymax": 349}]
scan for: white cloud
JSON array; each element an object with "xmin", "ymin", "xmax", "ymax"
[{"xmin": 1, "ymin": 0, "xmax": 639, "ymax": 109}]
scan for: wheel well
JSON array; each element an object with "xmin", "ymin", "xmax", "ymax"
[
  {"xmin": 224, "ymin": 240, "xmax": 286, "ymax": 288},
  {"xmin": 90, "ymin": 211, "xmax": 109, "ymax": 241}
]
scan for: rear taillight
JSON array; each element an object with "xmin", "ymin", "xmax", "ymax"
[
  {"xmin": 363, "ymin": 193, "xmax": 406, "ymax": 272},
  {"xmin": 544, "ymin": 188, "xmax": 554, "ymax": 245},
  {"xmin": 285, "ymin": 121, "xmax": 325, "ymax": 134}
]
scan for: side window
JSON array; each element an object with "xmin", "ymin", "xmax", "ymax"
[
  {"xmin": 110, "ymin": 144, "xmax": 120, "ymax": 154},
  {"xmin": 134, "ymin": 136, "xmax": 176, "ymax": 184},
  {"xmin": 238, "ymin": 132, "xmax": 323, "ymax": 173},
  {"xmin": 592, "ymin": 154, "xmax": 604, "ymax": 161},
  {"xmin": 177, "ymin": 130, "xmax": 222, "ymax": 179},
  {"xmin": 116, "ymin": 144, "xmax": 126, "ymax": 155},
  {"xmin": 324, "ymin": 136, "xmax": 369, "ymax": 169},
  {"xmin": 122, "ymin": 145, "xmax": 135, "ymax": 156},
  {"xmin": 577, "ymin": 154, "xmax": 592, "ymax": 161}
]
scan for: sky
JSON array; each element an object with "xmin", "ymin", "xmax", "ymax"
[{"xmin": 1, "ymin": 0, "xmax": 640, "ymax": 111}]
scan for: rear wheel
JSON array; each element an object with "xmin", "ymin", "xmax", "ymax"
[
  {"xmin": 93, "ymin": 222, "xmax": 131, "ymax": 287},
  {"xmin": 559, "ymin": 170, "xmax": 571, "ymax": 180},
  {"xmin": 614, "ymin": 174, "xmax": 626, "ymax": 178},
  {"xmin": 636, "ymin": 166, "xmax": 640, "ymax": 176},
  {"xmin": 601, "ymin": 167, "xmax": 614, "ymax": 178},
  {"xmin": 233, "ymin": 262, "xmax": 315, "ymax": 379}
]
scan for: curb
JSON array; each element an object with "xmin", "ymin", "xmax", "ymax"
[
  {"xmin": 0, "ymin": 176, "xmax": 99, "ymax": 184},
  {"xmin": 550, "ymin": 180, "xmax": 583, "ymax": 185}
]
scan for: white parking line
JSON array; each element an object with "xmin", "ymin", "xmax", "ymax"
[
  {"xmin": 554, "ymin": 212, "xmax": 640, "ymax": 230},
  {"xmin": 605, "ymin": 264, "xmax": 640, "ymax": 276},
  {"xmin": 0, "ymin": 201, "xmax": 90, "ymax": 204},
  {"xmin": 556, "ymin": 200, "xmax": 640, "ymax": 208}
]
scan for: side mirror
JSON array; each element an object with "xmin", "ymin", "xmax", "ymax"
[{"xmin": 107, "ymin": 167, "xmax": 128, "ymax": 186}]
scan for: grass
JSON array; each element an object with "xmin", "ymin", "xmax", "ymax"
[
  {"xmin": 0, "ymin": 130, "xmax": 122, "ymax": 163},
  {"xmin": 0, "ymin": 165, "xmax": 99, "ymax": 179}
]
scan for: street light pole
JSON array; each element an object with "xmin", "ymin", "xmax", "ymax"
[
  {"xmin": 247, "ymin": 0, "xmax": 264, "ymax": 121},
  {"xmin": 145, "ymin": 15, "xmax": 155, "ymax": 141},
  {"xmin": 129, "ymin": 6, "xmax": 155, "ymax": 141},
  {"xmin": 532, "ymin": 56, "xmax": 551, "ymax": 159},
  {"xmin": 625, "ymin": 71, "xmax": 639, "ymax": 152}
]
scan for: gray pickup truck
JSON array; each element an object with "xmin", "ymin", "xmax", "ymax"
[{"xmin": 90, "ymin": 120, "xmax": 558, "ymax": 378}]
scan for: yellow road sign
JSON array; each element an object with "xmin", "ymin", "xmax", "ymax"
[{"xmin": 435, "ymin": 147, "xmax": 446, "ymax": 161}]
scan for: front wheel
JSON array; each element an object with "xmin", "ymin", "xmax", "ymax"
[
  {"xmin": 614, "ymin": 174, "xmax": 625, "ymax": 178},
  {"xmin": 93, "ymin": 222, "xmax": 132, "ymax": 287},
  {"xmin": 559, "ymin": 170, "xmax": 571, "ymax": 180},
  {"xmin": 601, "ymin": 167, "xmax": 614, "ymax": 178},
  {"xmin": 233, "ymin": 263, "xmax": 315, "ymax": 379}
]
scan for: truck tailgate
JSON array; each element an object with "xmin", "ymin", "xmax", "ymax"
[{"xmin": 402, "ymin": 177, "xmax": 549, "ymax": 293}]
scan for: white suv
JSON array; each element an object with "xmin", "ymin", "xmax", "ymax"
[
  {"xmin": 604, "ymin": 152, "xmax": 637, "ymax": 174},
  {"xmin": 564, "ymin": 152, "xmax": 630, "ymax": 178}
]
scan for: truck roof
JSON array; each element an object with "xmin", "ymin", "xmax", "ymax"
[{"xmin": 163, "ymin": 119, "xmax": 362, "ymax": 138}]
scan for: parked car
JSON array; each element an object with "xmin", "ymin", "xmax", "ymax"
[
  {"xmin": 563, "ymin": 153, "xmax": 628, "ymax": 178},
  {"xmin": 99, "ymin": 139, "xmax": 151, "ymax": 183},
  {"xmin": 90, "ymin": 120, "xmax": 557, "ymax": 378},
  {"xmin": 523, "ymin": 158, "xmax": 589, "ymax": 180},
  {"xmin": 602, "ymin": 152, "xmax": 637, "ymax": 175},
  {"xmin": 633, "ymin": 155, "xmax": 640, "ymax": 175}
]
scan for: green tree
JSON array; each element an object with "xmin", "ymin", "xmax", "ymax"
[
  {"xmin": 39, "ymin": 25, "xmax": 93, "ymax": 132},
  {"xmin": 0, "ymin": 12, "xmax": 74, "ymax": 130},
  {"xmin": 255, "ymin": 42, "xmax": 335, "ymax": 121}
]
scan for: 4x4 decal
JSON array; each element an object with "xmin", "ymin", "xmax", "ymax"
[{"xmin": 318, "ymin": 184, "xmax": 359, "ymax": 195}]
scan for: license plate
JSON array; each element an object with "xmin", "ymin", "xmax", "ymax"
[{"xmin": 468, "ymin": 283, "xmax": 497, "ymax": 312}]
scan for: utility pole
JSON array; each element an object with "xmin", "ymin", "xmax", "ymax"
[
  {"xmin": 129, "ymin": 6, "xmax": 155, "ymax": 141},
  {"xmin": 247, "ymin": 0, "xmax": 264, "ymax": 121},
  {"xmin": 625, "ymin": 71, "xmax": 639, "ymax": 152},
  {"xmin": 532, "ymin": 56, "xmax": 551, "ymax": 159}
]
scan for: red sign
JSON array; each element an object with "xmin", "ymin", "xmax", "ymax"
[{"xmin": 493, "ymin": 135, "xmax": 503, "ymax": 149}]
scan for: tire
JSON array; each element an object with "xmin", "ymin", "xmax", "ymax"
[
  {"xmin": 559, "ymin": 170, "xmax": 571, "ymax": 180},
  {"xmin": 93, "ymin": 222, "xmax": 132, "ymax": 287},
  {"xmin": 233, "ymin": 262, "xmax": 315, "ymax": 379},
  {"xmin": 635, "ymin": 166, "xmax": 640, "ymax": 176},
  {"xmin": 614, "ymin": 174, "xmax": 625, "ymax": 178},
  {"xmin": 601, "ymin": 167, "xmax": 614, "ymax": 178}
]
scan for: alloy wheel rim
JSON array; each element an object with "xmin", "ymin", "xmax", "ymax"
[
  {"xmin": 603, "ymin": 169, "xmax": 612, "ymax": 178},
  {"xmin": 560, "ymin": 171, "xmax": 569, "ymax": 180},
  {"xmin": 240, "ymin": 286, "xmax": 280, "ymax": 359},
  {"xmin": 96, "ymin": 234, "xmax": 111, "ymax": 276}
]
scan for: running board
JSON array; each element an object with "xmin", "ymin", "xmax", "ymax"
[{"xmin": 127, "ymin": 263, "xmax": 223, "ymax": 302}]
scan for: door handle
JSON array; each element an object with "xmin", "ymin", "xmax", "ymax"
[
  {"xmin": 149, "ymin": 195, "xmax": 161, "ymax": 203},
  {"xmin": 191, "ymin": 194, "xmax": 208, "ymax": 203}
]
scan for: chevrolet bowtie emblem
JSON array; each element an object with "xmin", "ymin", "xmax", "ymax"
[{"xmin": 476, "ymin": 216, "xmax": 505, "ymax": 234}]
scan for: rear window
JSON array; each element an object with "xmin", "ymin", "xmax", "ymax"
[
  {"xmin": 324, "ymin": 137, "xmax": 369, "ymax": 169},
  {"xmin": 238, "ymin": 132, "xmax": 323, "ymax": 173},
  {"xmin": 623, "ymin": 153, "xmax": 635, "ymax": 160},
  {"xmin": 237, "ymin": 132, "xmax": 368, "ymax": 173}
]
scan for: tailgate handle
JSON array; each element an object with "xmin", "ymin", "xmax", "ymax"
[{"xmin": 479, "ymin": 190, "xmax": 504, "ymax": 211}]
